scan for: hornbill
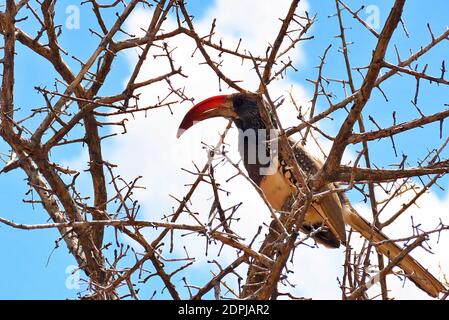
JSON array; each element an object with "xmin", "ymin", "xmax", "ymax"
[{"xmin": 177, "ymin": 92, "xmax": 445, "ymax": 298}]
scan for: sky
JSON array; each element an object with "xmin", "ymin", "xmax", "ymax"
[{"xmin": 0, "ymin": 0, "xmax": 448, "ymax": 300}]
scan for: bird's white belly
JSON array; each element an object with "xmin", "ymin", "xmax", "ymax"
[
  {"xmin": 259, "ymin": 170, "xmax": 293, "ymax": 211},
  {"xmin": 258, "ymin": 167, "xmax": 324, "ymax": 227}
]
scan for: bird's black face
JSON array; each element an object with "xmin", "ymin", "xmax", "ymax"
[{"xmin": 231, "ymin": 93, "xmax": 266, "ymax": 132}]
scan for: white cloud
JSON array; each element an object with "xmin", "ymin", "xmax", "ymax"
[{"xmin": 201, "ymin": 0, "xmax": 305, "ymax": 65}]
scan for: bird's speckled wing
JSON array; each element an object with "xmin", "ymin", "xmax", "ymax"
[{"xmin": 286, "ymin": 140, "xmax": 347, "ymax": 244}]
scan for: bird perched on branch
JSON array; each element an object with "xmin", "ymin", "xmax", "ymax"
[{"xmin": 177, "ymin": 92, "xmax": 445, "ymax": 298}]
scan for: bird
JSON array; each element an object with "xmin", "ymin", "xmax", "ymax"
[{"xmin": 177, "ymin": 92, "xmax": 445, "ymax": 298}]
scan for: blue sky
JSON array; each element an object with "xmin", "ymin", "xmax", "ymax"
[{"xmin": 0, "ymin": 0, "xmax": 448, "ymax": 299}]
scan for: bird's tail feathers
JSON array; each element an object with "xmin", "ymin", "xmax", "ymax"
[{"xmin": 339, "ymin": 194, "xmax": 445, "ymax": 298}]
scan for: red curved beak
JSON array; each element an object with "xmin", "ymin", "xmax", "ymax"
[{"xmin": 177, "ymin": 95, "xmax": 236, "ymax": 138}]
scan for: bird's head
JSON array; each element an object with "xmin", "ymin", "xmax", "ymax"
[{"xmin": 177, "ymin": 93, "xmax": 265, "ymax": 138}]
